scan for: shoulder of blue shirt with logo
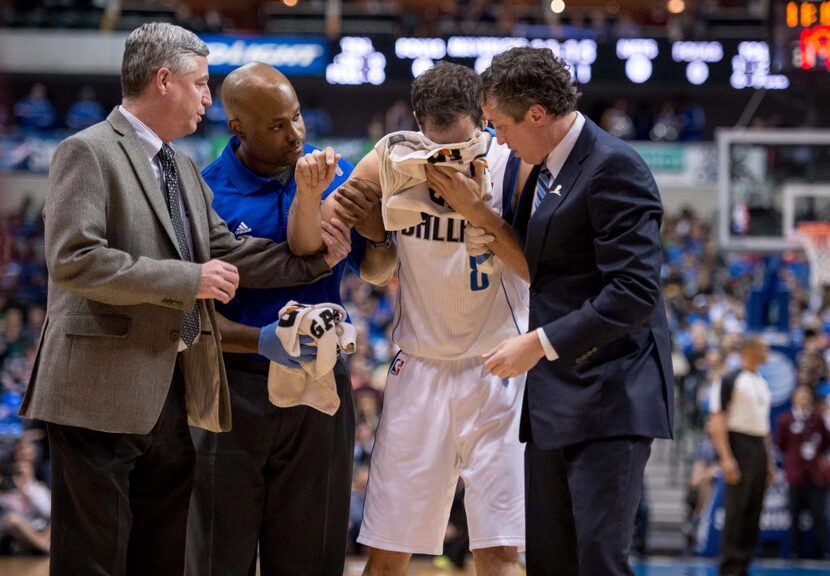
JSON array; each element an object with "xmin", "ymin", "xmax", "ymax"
[{"xmin": 204, "ymin": 137, "xmax": 362, "ymax": 254}]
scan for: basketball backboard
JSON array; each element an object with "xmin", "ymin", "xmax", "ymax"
[{"xmin": 717, "ymin": 129, "xmax": 830, "ymax": 252}]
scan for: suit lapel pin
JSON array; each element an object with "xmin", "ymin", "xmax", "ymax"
[{"xmin": 551, "ymin": 184, "xmax": 563, "ymax": 197}]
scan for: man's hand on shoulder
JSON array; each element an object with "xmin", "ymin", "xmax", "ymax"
[
  {"xmin": 197, "ymin": 259, "xmax": 239, "ymax": 304},
  {"xmin": 296, "ymin": 147, "xmax": 341, "ymax": 201}
]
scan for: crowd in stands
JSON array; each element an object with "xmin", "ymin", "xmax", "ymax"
[
  {"xmin": 663, "ymin": 208, "xmax": 830, "ymax": 559},
  {"xmin": 598, "ymin": 97, "xmax": 707, "ymax": 142},
  {"xmin": 5, "ymin": 82, "xmax": 720, "ymax": 147},
  {"xmin": 8, "ymin": 83, "xmax": 106, "ymax": 134},
  {"xmin": 1, "ymin": 186, "xmax": 827, "ymax": 559},
  {"xmin": 0, "ymin": 0, "xmax": 767, "ymax": 41},
  {"xmin": 10, "ymin": 78, "xmax": 816, "ymax": 150},
  {"xmin": 6, "ymin": 82, "xmax": 819, "ymax": 152},
  {"xmin": 0, "ymin": 197, "xmax": 50, "ymax": 554}
]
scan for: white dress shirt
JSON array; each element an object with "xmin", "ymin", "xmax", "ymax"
[
  {"xmin": 118, "ymin": 105, "xmax": 198, "ymax": 350},
  {"xmin": 118, "ymin": 105, "xmax": 195, "ymax": 251},
  {"xmin": 534, "ymin": 112, "xmax": 586, "ymax": 362}
]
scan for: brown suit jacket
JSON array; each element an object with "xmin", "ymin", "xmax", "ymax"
[{"xmin": 20, "ymin": 108, "xmax": 331, "ymax": 434}]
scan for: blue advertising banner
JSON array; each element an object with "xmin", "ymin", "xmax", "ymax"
[
  {"xmin": 201, "ymin": 34, "xmax": 328, "ymax": 76},
  {"xmin": 694, "ymin": 471, "xmax": 830, "ymax": 559}
]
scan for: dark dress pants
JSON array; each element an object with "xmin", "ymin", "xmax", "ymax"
[
  {"xmin": 185, "ymin": 354, "xmax": 355, "ymax": 576},
  {"xmin": 47, "ymin": 362, "xmax": 195, "ymax": 576},
  {"xmin": 720, "ymin": 432, "xmax": 767, "ymax": 576},
  {"xmin": 525, "ymin": 435, "xmax": 652, "ymax": 576}
]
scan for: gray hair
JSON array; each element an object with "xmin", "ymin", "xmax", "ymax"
[{"xmin": 121, "ymin": 22, "xmax": 209, "ymax": 98}]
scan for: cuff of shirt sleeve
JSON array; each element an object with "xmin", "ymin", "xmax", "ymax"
[
  {"xmin": 536, "ymin": 328, "xmax": 559, "ymax": 362},
  {"xmin": 310, "ymin": 254, "xmax": 334, "ymax": 276}
]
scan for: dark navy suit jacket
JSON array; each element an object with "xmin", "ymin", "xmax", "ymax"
[{"xmin": 514, "ymin": 117, "xmax": 674, "ymax": 450}]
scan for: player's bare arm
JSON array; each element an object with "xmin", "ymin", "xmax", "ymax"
[
  {"xmin": 331, "ymin": 179, "xmax": 384, "ymax": 242},
  {"xmin": 322, "ymin": 150, "xmax": 397, "ymax": 285},
  {"xmin": 425, "ymin": 158, "xmax": 530, "ymax": 282},
  {"xmin": 321, "ymin": 149, "xmax": 381, "ymax": 229},
  {"xmin": 287, "ymin": 146, "xmax": 340, "ymax": 256}
]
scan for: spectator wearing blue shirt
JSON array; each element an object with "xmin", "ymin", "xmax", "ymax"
[
  {"xmin": 65, "ymin": 86, "xmax": 106, "ymax": 131},
  {"xmin": 13, "ymin": 83, "xmax": 56, "ymax": 131},
  {"xmin": 185, "ymin": 63, "xmax": 395, "ymax": 576}
]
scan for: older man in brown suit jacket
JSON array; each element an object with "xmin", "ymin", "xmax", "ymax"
[{"xmin": 19, "ymin": 22, "xmax": 349, "ymax": 576}]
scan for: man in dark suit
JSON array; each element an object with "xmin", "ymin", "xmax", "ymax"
[
  {"xmin": 474, "ymin": 47, "xmax": 674, "ymax": 575},
  {"xmin": 21, "ymin": 22, "xmax": 349, "ymax": 576}
]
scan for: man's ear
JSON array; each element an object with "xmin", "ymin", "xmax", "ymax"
[
  {"xmin": 527, "ymin": 104, "xmax": 547, "ymax": 125},
  {"xmin": 228, "ymin": 118, "xmax": 244, "ymax": 139},
  {"xmin": 155, "ymin": 67, "xmax": 171, "ymax": 95}
]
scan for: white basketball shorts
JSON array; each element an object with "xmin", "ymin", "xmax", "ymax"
[{"xmin": 357, "ymin": 352, "xmax": 526, "ymax": 555}]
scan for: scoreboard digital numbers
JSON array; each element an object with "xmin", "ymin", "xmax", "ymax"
[
  {"xmin": 777, "ymin": 0, "xmax": 830, "ymax": 71},
  {"xmin": 324, "ymin": 36, "xmax": 791, "ymax": 90}
]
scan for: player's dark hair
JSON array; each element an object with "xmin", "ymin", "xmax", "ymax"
[{"xmin": 411, "ymin": 61, "xmax": 483, "ymax": 130}]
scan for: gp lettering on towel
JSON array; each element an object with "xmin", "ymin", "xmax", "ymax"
[{"xmin": 279, "ymin": 304, "xmax": 343, "ymax": 339}]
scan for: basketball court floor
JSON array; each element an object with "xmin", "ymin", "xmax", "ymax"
[{"xmin": 2, "ymin": 557, "xmax": 830, "ymax": 575}]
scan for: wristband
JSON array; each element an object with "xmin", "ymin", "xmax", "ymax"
[{"xmin": 366, "ymin": 233, "xmax": 392, "ymax": 249}]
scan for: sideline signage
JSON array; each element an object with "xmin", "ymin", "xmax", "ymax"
[{"xmin": 201, "ymin": 34, "xmax": 328, "ymax": 76}]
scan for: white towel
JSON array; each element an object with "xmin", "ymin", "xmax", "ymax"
[
  {"xmin": 375, "ymin": 130, "xmax": 491, "ymax": 231},
  {"xmin": 266, "ymin": 301, "xmax": 356, "ymax": 415}
]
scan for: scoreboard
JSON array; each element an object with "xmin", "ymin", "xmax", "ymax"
[
  {"xmin": 774, "ymin": 0, "xmax": 830, "ymax": 71},
  {"xmin": 319, "ymin": 35, "xmax": 791, "ymax": 89}
]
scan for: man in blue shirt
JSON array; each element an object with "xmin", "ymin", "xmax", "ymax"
[
  {"xmin": 66, "ymin": 86, "xmax": 106, "ymax": 131},
  {"xmin": 185, "ymin": 63, "xmax": 394, "ymax": 576},
  {"xmin": 13, "ymin": 83, "xmax": 56, "ymax": 131}
]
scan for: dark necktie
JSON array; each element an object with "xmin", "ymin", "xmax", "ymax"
[
  {"xmin": 533, "ymin": 165, "xmax": 552, "ymax": 214},
  {"xmin": 158, "ymin": 144, "xmax": 200, "ymax": 347}
]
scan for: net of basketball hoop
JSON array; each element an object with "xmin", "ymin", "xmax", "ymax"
[{"xmin": 796, "ymin": 221, "xmax": 830, "ymax": 311}]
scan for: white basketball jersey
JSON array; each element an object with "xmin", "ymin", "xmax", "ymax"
[{"xmin": 391, "ymin": 136, "xmax": 529, "ymax": 360}]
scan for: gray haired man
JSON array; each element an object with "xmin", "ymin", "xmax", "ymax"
[{"xmin": 20, "ymin": 22, "xmax": 348, "ymax": 576}]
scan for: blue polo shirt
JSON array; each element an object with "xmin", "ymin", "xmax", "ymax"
[{"xmin": 203, "ymin": 136, "xmax": 362, "ymax": 337}]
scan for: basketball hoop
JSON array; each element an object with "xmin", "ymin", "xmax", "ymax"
[{"xmin": 796, "ymin": 222, "xmax": 830, "ymax": 310}]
